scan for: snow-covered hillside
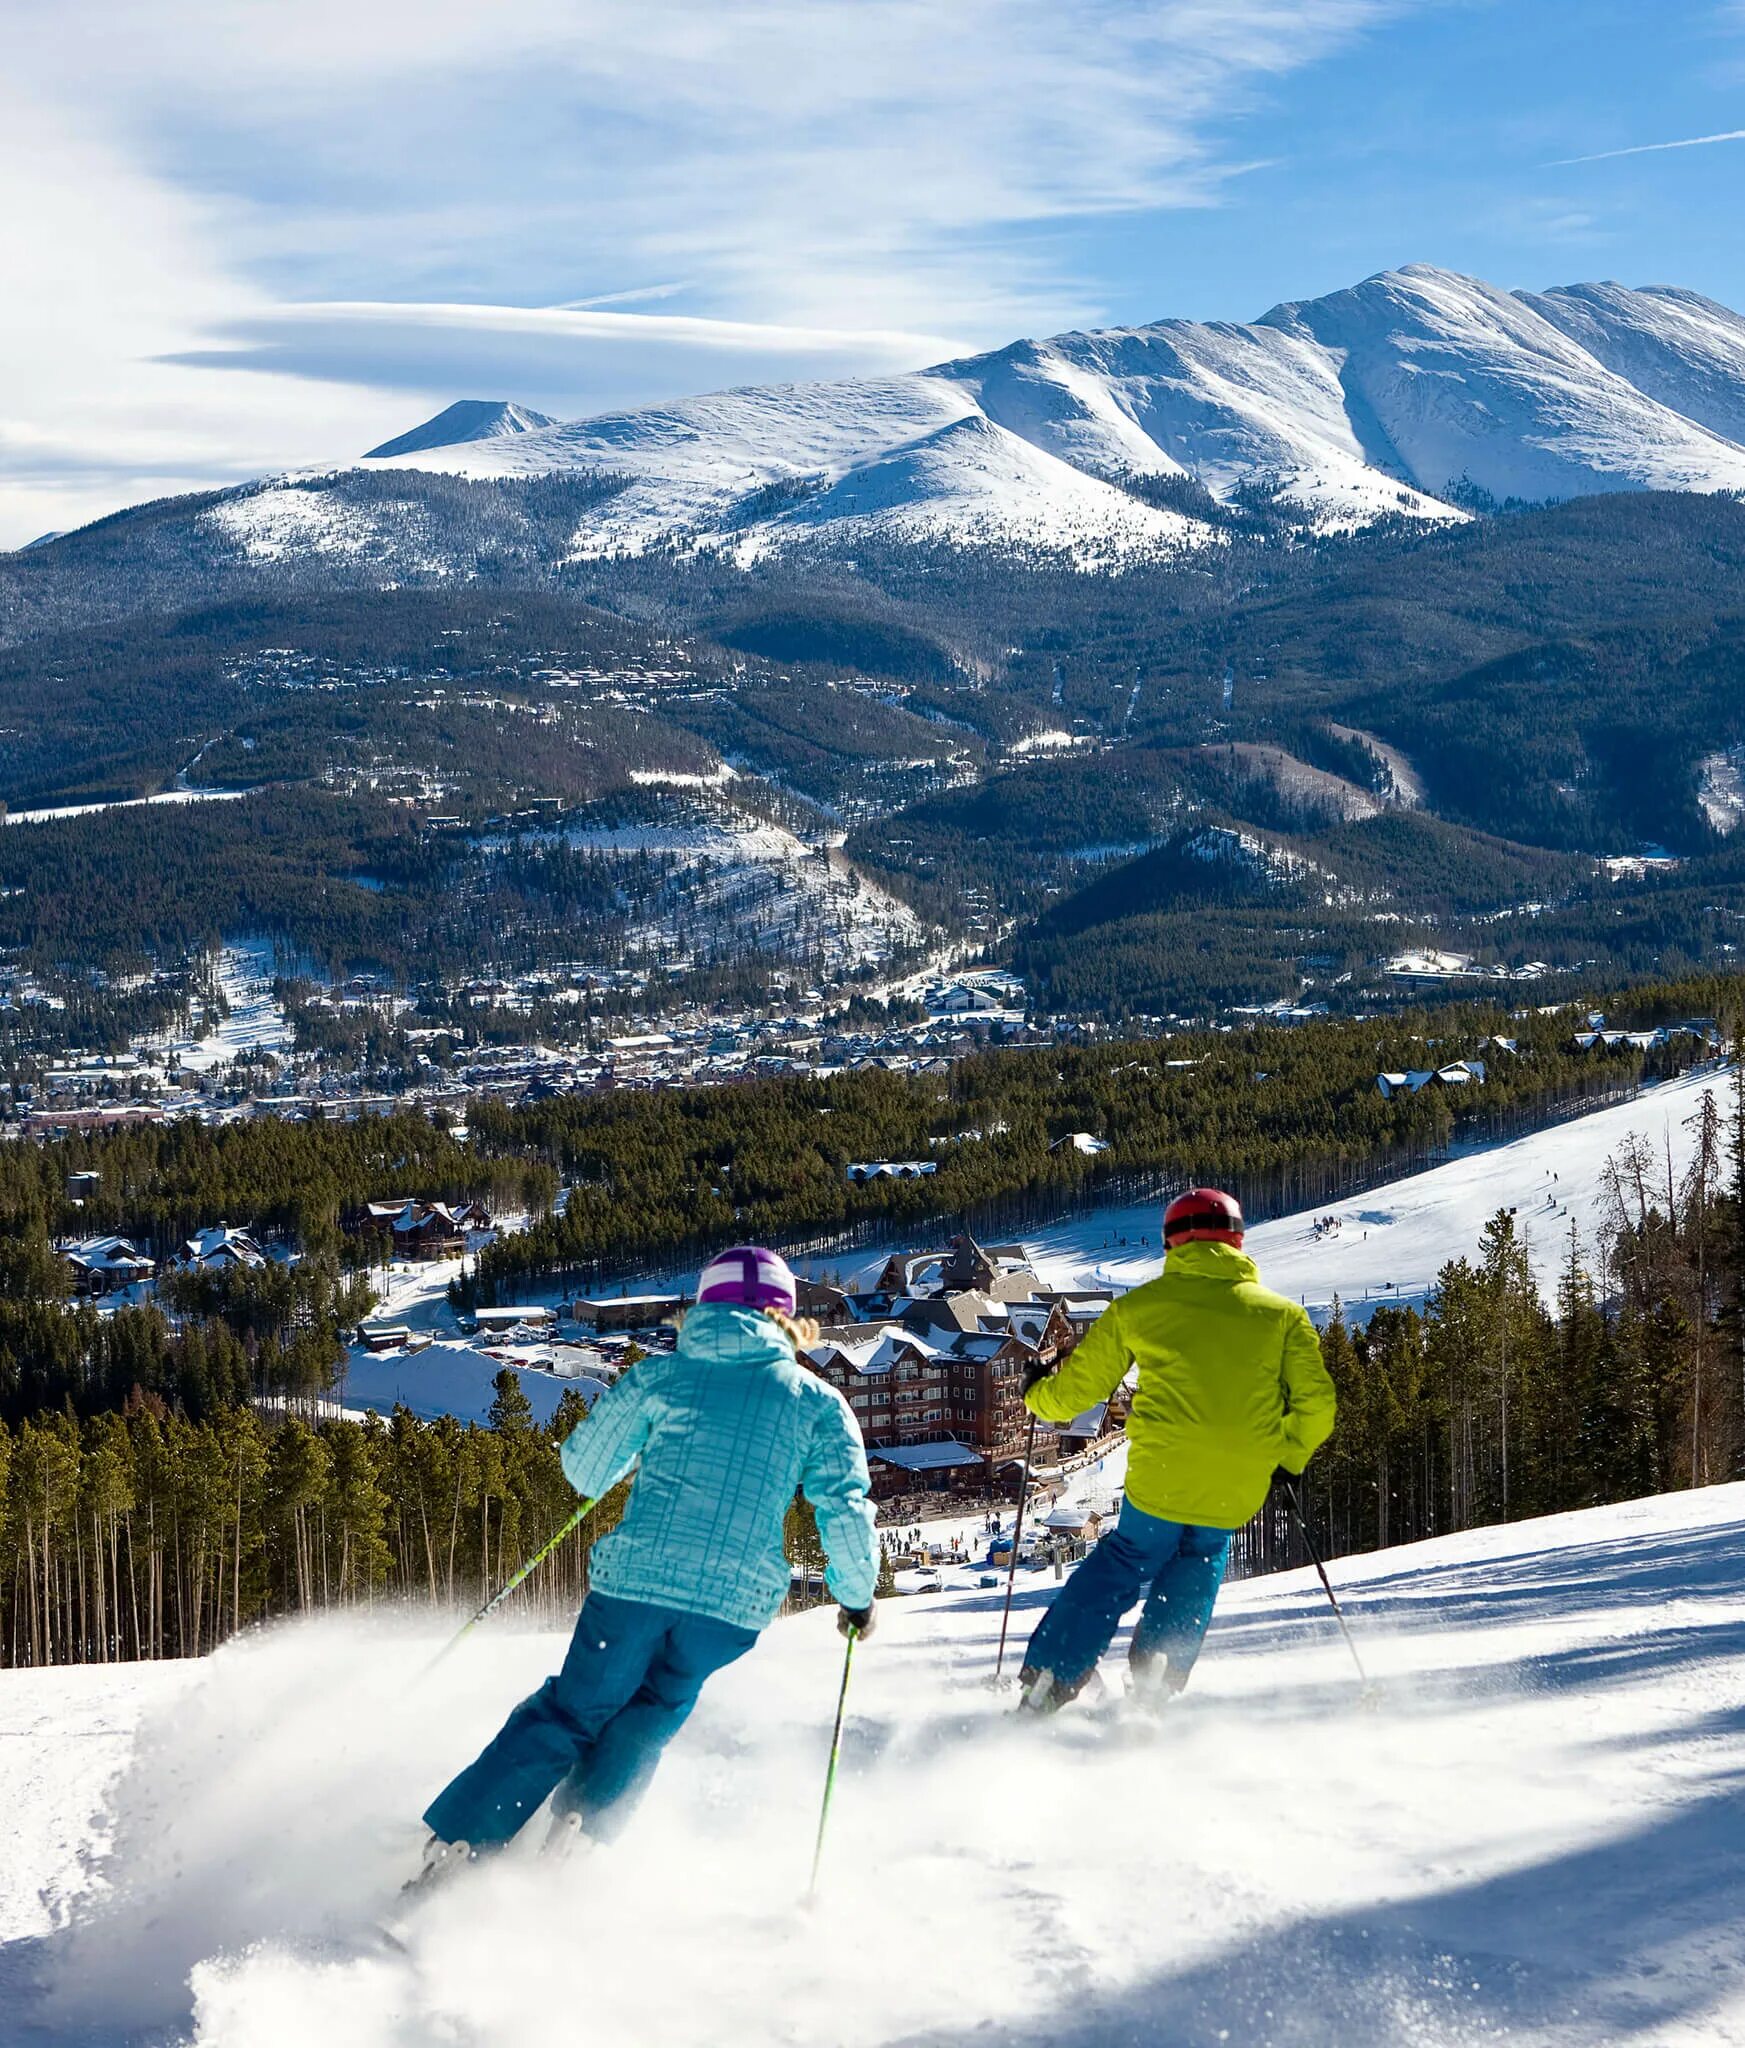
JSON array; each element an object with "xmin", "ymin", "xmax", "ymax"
[
  {"xmin": 1262, "ymin": 267, "xmax": 1745, "ymax": 506},
  {"xmin": 364, "ymin": 401, "xmax": 558, "ymax": 461},
  {"xmin": 1025, "ymin": 1063, "xmax": 1728, "ymax": 1315},
  {"xmin": 5, "ymin": 1483, "xmax": 1745, "ymax": 2045},
  {"xmin": 262, "ymin": 263, "xmax": 1745, "ymax": 566},
  {"xmin": 555, "ymin": 806, "xmax": 926, "ymax": 974}
]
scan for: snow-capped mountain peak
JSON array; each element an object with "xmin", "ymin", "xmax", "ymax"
[
  {"xmin": 364, "ymin": 400, "xmax": 559, "ymax": 460},
  {"xmin": 232, "ymin": 266, "xmax": 1745, "ymax": 570}
]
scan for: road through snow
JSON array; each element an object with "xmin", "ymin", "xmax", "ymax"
[{"xmin": 4, "ymin": 1483, "xmax": 1745, "ymax": 2045}]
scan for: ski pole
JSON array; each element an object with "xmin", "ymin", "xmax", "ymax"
[
  {"xmin": 1280, "ymin": 1479, "xmax": 1374, "ymax": 1700},
  {"xmin": 425, "ymin": 1498, "xmax": 594, "ymax": 1674},
  {"xmin": 806, "ymin": 1625, "xmax": 858, "ymax": 1904},
  {"xmin": 993, "ymin": 1406, "xmax": 1041, "ymax": 1684}
]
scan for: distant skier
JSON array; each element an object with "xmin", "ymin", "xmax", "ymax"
[
  {"xmin": 411, "ymin": 1246, "xmax": 878, "ymax": 1889},
  {"xmin": 1017, "ymin": 1188, "xmax": 1336, "ymax": 1712}
]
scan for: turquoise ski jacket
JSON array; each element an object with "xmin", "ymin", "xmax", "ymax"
[{"xmin": 559, "ymin": 1301, "xmax": 880, "ymax": 1633}]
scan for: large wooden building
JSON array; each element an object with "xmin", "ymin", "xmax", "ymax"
[
  {"xmin": 350, "ymin": 1198, "xmax": 495, "ymax": 1261},
  {"xmin": 800, "ymin": 1234, "xmax": 1119, "ymax": 1500}
]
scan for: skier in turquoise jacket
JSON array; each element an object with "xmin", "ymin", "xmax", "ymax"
[{"xmin": 415, "ymin": 1247, "xmax": 879, "ymax": 1884}]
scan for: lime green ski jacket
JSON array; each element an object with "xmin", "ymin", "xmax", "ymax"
[{"xmin": 1026, "ymin": 1241, "xmax": 1336, "ymax": 1530}]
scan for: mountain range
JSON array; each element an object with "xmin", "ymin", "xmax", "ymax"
[
  {"xmin": 8, "ymin": 256, "xmax": 1745, "ymax": 1025},
  {"xmin": 313, "ymin": 264, "xmax": 1745, "ymax": 563}
]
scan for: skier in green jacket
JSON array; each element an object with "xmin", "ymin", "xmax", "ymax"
[{"xmin": 1018, "ymin": 1187, "xmax": 1336, "ymax": 1712}]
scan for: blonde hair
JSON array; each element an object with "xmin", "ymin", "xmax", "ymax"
[
  {"xmin": 672, "ymin": 1302, "xmax": 819, "ymax": 1351},
  {"xmin": 766, "ymin": 1308, "xmax": 820, "ymax": 1351}
]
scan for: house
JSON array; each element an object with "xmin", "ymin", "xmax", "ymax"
[
  {"xmin": 470, "ymin": 1304, "xmax": 557, "ymax": 1336},
  {"xmin": 1050, "ymin": 1131, "xmax": 1111, "ymax": 1157},
  {"xmin": 844, "ymin": 1160, "xmax": 938, "ymax": 1184},
  {"xmin": 358, "ymin": 1322, "xmax": 412, "ymax": 1353},
  {"xmin": 872, "ymin": 1234, "xmax": 1031, "ymax": 1299},
  {"xmin": 795, "ymin": 1275, "xmax": 850, "ymax": 1321},
  {"xmin": 569, "ymin": 1293, "xmax": 687, "ymax": 1333},
  {"xmin": 355, "ymin": 1198, "xmax": 494, "ymax": 1260},
  {"xmin": 1376, "ymin": 1059, "xmax": 1486, "ymax": 1099},
  {"xmin": 863, "ymin": 1440, "xmax": 992, "ymax": 1492},
  {"xmin": 1376, "ymin": 1070, "xmax": 1435, "ymax": 1099},
  {"xmin": 59, "ymin": 1235, "xmax": 155, "ymax": 1296},
  {"xmin": 65, "ymin": 1170, "xmax": 101, "ymax": 1203},
  {"xmin": 183, "ymin": 1223, "xmax": 269, "ymax": 1273},
  {"xmin": 1056, "ymin": 1402, "xmax": 1115, "ymax": 1455},
  {"xmin": 1571, "ymin": 1027, "xmax": 1690, "ymax": 1055},
  {"xmin": 927, "ymin": 982, "xmax": 1002, "ymax": 1015}
]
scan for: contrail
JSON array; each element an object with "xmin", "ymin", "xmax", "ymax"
[{"xmin": 1551, "ymin": 127, "xmax": 1745, "ymax": 167}]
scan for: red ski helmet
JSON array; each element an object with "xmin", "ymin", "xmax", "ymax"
[{"xmin": 1163, "ymin": 1187, "xmax": 1245, "ymax": 1247}]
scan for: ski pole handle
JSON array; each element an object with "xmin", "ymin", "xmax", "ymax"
[{"xmin": 426, "ymin": 1498, "xmax": 594, "ymax": 1674}]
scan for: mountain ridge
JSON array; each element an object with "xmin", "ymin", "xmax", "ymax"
[{"xmin": 330, "ymin": 264, "xmax": 1745, "ymax": 563}]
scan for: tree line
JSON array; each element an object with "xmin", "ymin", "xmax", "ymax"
[
  {"xmin": 466, "ymin": 995, "xmax": 1696, "ymax": 1302},
  {"xmin": 1284, "ymin": 1071, "xmax": 1745, "ymax": 1571},
  {"xmin": 0, "ymin": 1372, "xmax": 631, "ymax": 1668}
]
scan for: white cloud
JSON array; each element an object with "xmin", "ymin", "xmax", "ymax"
[
  {"xmin": 1550, "ymin": 128, "xmax": 1745, "ymax": 168},
  {"xmin": 173, "ymin": 299, "xmax": 964, "ymax": 396},
  {"xmin": 0, "ymin": 95, "xmax": 406, "ymax": 545},
  {"xmin": 1, "ymin": 0, "xmax": 1405, "ymax": 547}
]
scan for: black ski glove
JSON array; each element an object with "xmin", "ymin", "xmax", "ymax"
[
  {"xmin": 1022, "ymin": 1359, "xmax": 1054, "ymax": 1395},
  {"xmin": 838, "ymin": 1603, "xmax": 877, "ymax": 1640}
]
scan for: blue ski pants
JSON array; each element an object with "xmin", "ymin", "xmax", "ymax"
[
  {"xmin": 424, "ymin": 1590, "xmax": 758, "ymax": 1848},
  {"xmin": 1022, "ymin": 1498, "xmax": 1231, "ymax": 1693}
]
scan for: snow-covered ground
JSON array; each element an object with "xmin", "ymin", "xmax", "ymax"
[
  {"xmin": 1023, "ymin": 1064, "xmax": 1730, "ymax": 1317},
  {"xmin": 153, "ymin": 943, "xmax": 294, "ymax": 1075},
  {"xmin": 550, "ymin": 809, "xmax": 924, "ymax": 974},
  {"xmin": 205, "ymin": 483, "xmax": 447, "ymax": 567},
  {"xmin": 1698, "ymin": 746, "xmax": 1745, "ymax": 835},
  {"xmin": 343, "ymin": 1339, "xmax": 611, "ymax": 1427},
  {"xmin": 3, "ymin": 788, "xmax": 248, "ymax": 828},
  {"xmin": 5, "ymin": 1481, "xmax": 1745, "ymax": 2045}
]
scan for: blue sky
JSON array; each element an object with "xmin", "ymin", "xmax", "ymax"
[{"xmin": 4, "ymin": 0, "xmax": 1745, "ymax": 544}]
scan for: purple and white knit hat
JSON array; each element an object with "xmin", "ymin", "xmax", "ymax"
[{"xmin": 696, "ymin": 1244, "xmax": 798, "ymax": 1315}]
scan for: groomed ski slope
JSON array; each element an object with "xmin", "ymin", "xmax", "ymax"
[
  {"xmin": 1024, "ymin": 1063, "xmax": 1728, "ymax": 1317},
  {"xmin": 5, "ymin": 1484, "xmax": 1745, "ymax": 2046}
]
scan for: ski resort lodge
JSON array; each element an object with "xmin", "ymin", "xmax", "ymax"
[{"xmin": 800, "ymin": 1233, "xmax": 1123, "ymax": 1502}]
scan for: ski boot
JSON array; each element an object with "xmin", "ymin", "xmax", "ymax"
[
  {"xmin": 1014, "ymin": 1665, "xmax": 1058, "ymax": 1716},
  {"xmin": 1126, "ymin": 1653, "xmax": 1188, "ymax": 1720},
  {"xmin": 541, "ymin": 1807, "xmax": 597, "ymax": 1867},
  {"xmin": 1015, "ymin": 1664, "xmax": 1097, "ymax": 1716},
  {"xmin": 401, "ymin": 1833, "xmax": 478, "ymax": 1901}
]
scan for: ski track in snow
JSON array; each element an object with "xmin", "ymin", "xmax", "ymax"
[{"xmin": 4, "ymin": 1486, "xmax": 1745, "ymax": 2045}]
